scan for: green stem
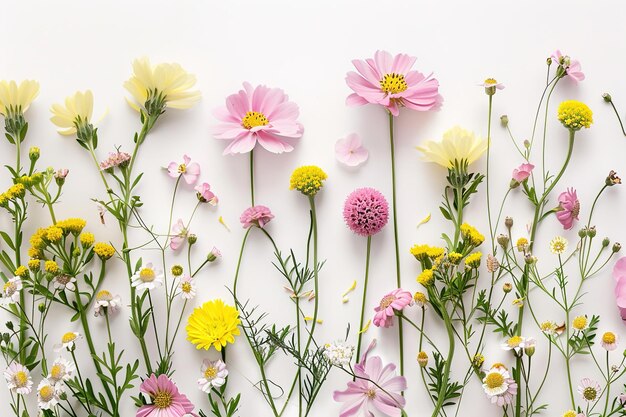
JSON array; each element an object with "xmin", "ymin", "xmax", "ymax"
[
  {"xmin": 431, "ymin": 302, "xmax": 454, "ymax": 417},
  {"xmin": 232, "ymin": 228, "xmax": 252, "ymax": 297},
  {"xmin": 486, "ymin": 95, "xmax": 495, "ymax": 253},
  {"xmin": 250, "ymin": 150, "xmax": 255, "ymax": 206},
  {"xmin": 607, "ymin": 98, "xmax": 626, "ymax": 136},
  {"xmin": 302, "ymin": 196, "xmax": 319, "ymax": 352},
  {"xmin": 355, "ymin": 236, "xmax": 372, "ymax": 361},
  {"xmin": 387, "ymin": 112, "xmax": 404, "ymax": 379}
]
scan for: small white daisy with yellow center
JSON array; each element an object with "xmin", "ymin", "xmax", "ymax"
[
  {"xmin": 178, "ymin": 275, "xmax": 196, "ymax": 300},
  {"xmin": 549, "ymin": 236, "xmax": 568, "ymax": 255},
  {"xmin": 578, "ymin": 378, "xmax": 601, "ymax": 402},
  {"xmin": 482, "ymin": 364, "xmax": 517, "ymax": 406},
  {"xmin": 131, "ymin": 262, "xmax": 164, "ymax": 291},
  {"xmin": 54, "ymin": 331, "xmax": 81, "ymax": 352},
  {"xmin": 53, "ymin": 274, "xmax": 77, "ymax": 292},
  {"xmin": 198, "ymin": 359, "xmax": 228, "ymax": 392},
  {"xmin": 48, "ymin": 357, "xmax": 75, "ymax": 383},
  {"xmin": 601, "ymin": 331, "xmax": 618, "ymax": 351},
  {"xmin": 93, "ymin": 290, "xmax": 122, "ymax": 317},
  {"xmin": 2, "ymin": 276, "xmax": 22, "ymax": 305},
  {"xmin": 501, "ymin": 335, "xmax": 526, "ymax": 354},
  {"xmin": 37, "ymin": 378, "xmax": 64, "ymax": 410},
  {"xmin": 3, "ymin": 362, "xmax": 33, "ymax": 394}
]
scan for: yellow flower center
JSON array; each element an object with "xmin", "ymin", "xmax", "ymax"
[
  {"xmin": 380, "ymin": 73, "xmax": 408, "ymax": 94},
  {"xmin": 583, "ymin": 386, "xmax": 597, "ymax": 401},
  {"xmin": 178, "ymin": 163, "xmax": 187, "ymax": 174},
  {"xmin": 573, "ymin": 316, "xmax": 587, "ymax": 330},
  {"xmin": 507, "ymin": 336, "xmax": 522, "ymax": 347},
  {"xmin": 50, "ymin": 364, "xmax": 63, "ymax": 379},
  {"xmin": 139, "ymin": 268, "xmax": 156, "ymax": 282},
  {"xmin": 39, "ymin": 385, "xmax": 54, "ymax": 401},
  {"xmin": 492, "ymin": 362, "xmax": 507, "ymax": 369},
  {"xmin": 414, "ymin": 292, "xmax": 427, "ymax": 304},
  {"xmin": 153, "ymin": 390, "xmax": 173, "ymax": 409},
  {"xmin": 485, "ymin": 372, "xmax": 505, "ymax": 389},
  {"xmin": 484, "ymin": 78, "xmax": 498, "ymax": 86},
  {"xmin": 204, "ymin": 366, "xmax": 217, "ymax": 379},
  {"xmin": 242, "ymin": 111, "xmax": 269, "ymax": 130},
  {"xmin": 3, "ymin": 282, "xmax": 16, "ymax": 294},
  {"xmin": 14, "ymin": 371, "xmax": 28, "ymax": 386},
  {"xmin": 181, "ymin": 282, "xmax": 192, "ymax": 293},
  {"xmin": 62, "ymin": 332, "xmax": 77, "ymax": 343},
  {"xmin": 563, "ymin": 411, "xmax": 577, "ymax": 417},
  {"xmin": 603, "ymin": 332, "xmax": 616, "ymax": 344},
  {"xmin": 366, "ymin": 388, "xmax": 376, "ymax": 398},
  {"xmin": 379, "ymin": 295, "xmax": 395, "ymax": 309},
  {"xmin": 96, "ymin": 290, "xmax": 112, "ymax": 301}
]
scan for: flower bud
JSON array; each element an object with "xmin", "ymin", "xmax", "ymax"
[
  {"xmin": 207, "ymin": 247, "xmax": 221, "ymax": 263},
  {"xmin": 417, "ymin": 351, "xmax": 428, "ymax": 368},
  {"xmin": 546, "ymin": 57, "xmax": 552, "ymax": 66},
  {"xmin": 524, "ymin": 345, "xmax": 535, "ymax": 357},
  {"xmin": 187, "ymin": 234, "xmax": 197, "ymax": 245},
  {"xmin": 509, "ymin": 179, "xmax": 520, "ymax": 189},
  {"xmin": 29, "ymin": 147, "xmax": 40, "ymax": 161},
  {"xmin": 55, "ymin": 168, "xmax": 69, "ymax": 186},
  {"xmin": 503, "ymin": 282, "xmax": 513, "ymax": 293},
  {"xmin": 472, "ymin": 353, "xmax": 485, "ymax": 368},
  {"xmin": 602, "ymin": 238, "xmax": 610, "ymax": 248},
  {"xmin": 613, "ymin": 242, "xmax": 622, "ymax": 253},
  {"xmin": 38, "ymin": 303, "xmax": 45, "ymax": 313},
  {"xmin": 524, "ymin": 254, "xmax": 537, "ymax": 265},
  {"xmin": 587, "ymin": 226, "xmax": 597, "ymax": 238},
  {"xmin": 497, "ymin": 234, "xmax": 509, "ymax": 249},
  {"xmin": 606, "ymin": 170, "xmax": 622, "ymax": 186},
  {"xmin": 505, "ymin": 217, "xmax": 513, "ymax": 229},
  {"xmin": 603, "ymin": 93, "xmax": 613, "ymax": 103},
  {"xmin": 171, "ymin": 265, "xmax": 183, "ymax": 277},
  {"xmin": 578, "ymin": 228, "xmax": 587, "ymax": 238},
  {"xmin": 5, "ymin": 321, "xmax": 14, "ymax": 331},
  {"xmin": 500, "ymin": 115, "xmax": 509, "ymax": 127},
  {"xmin": 523, "ymin": 140, "xmax": 531, "ymax": 149}
]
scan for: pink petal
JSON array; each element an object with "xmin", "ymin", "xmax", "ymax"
[
  {"xmin": 256, "ymin": 130, "xmax": 294, "ymax": 153},
  {"xmin": 222, "ymin": 132, "xmax": 257, "ymax": 155},
  {"xmin": 167, "ymin": 162, "xmax": 179, "ymax": 178},
  {"xmin": 346, "ymin": 93, "xmax": 369, "ymax": 106}
]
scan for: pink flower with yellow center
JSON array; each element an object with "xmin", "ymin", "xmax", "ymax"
[
  {"xmin": 137, "ymin": 374, "xmax": 196, "ymax": 417},
  {"xmin": 372, "ymin": 289, "xmax": 413, "ymax": 328},
  {"xmin": 167, "ymin": 155, "xmax": 200, "ymax": 185}
]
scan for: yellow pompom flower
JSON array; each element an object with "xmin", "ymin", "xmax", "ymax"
[
  {"xmin": 417, "ymin": 269, "xmax": 435, "ymax": 286},
  {"xmin": 562, "ymin": 411, "xmax": 577, "ymax": 417},
  {"xmin": 79, "ymin": 233, "xmax": 95, "ymax": 248},
  {"xmin": 56, "ymin": 218, "xmax": 86, "ymax": 235},
  {"xmin": 465, "ymin": 252, "xmax": 482, "ymax": 268},
  {"xmin": 45, "ymin": 227, "xmax": 64, "ymax": 243},
  {"xmin": 460, "ymin": 223, "xmax": 485, "ymax": 246},
  {"xmin": 186, "ymin": 299, "xmax": 240, "ymax": 351},
  {"xmin": 124, "ymin": 57, "xmax": 201, "ymax": 112},
  {"xmin": 44, "ymin": 260, "xmax": 59, "ymax": 274},
  {"xmin": 448, "ymin": 252, "xmax": 463, "ymax": 265},
  {"xmin": 6, "ymin": 184, "xmax": 25, "ymax": 200},
  {"xmin": 0, "ymin": 80, "xmax": 40, "ymax": 116},
  {"xmin": 28, "ymin": 247, "xmax": 43, "ymax": 259},
  {"xmin": 516, "ymin": 237, "xmax": 529, "ymax": 252},
  {"xmin": 50, "ymin": 90, "xmax": 97, "ymax": 136},
  {"xmin": 410, "ymin": 244, "xmax": 430, "ymax": 261},
  {"xmin": 557, "ymin": 100, "xmax": 593, "ymax": 131},
  {"xmin": 14, "ymin": 266, "xmax": 28, "ymax": 278},
  {"xmin": 94, "ymin": 243, "xmax": 115, "ymax": 260},
  {"xmin": 289, "ymin": 166, "xmax": 327, "ymax": 197},
  {"xmin": 27, "ymin": 259, "xmax": 40, "ymax": 272},
  {"xmin": 426, "ymin": 246, "xmax": 445, "ymax": 259},
  {"xmin": 572, "ymin": 315, "xmax": 588, "ymax": 331},
  {"xmin": 416, "ymin": 126, "xmax": 487, "ymax": 168}
]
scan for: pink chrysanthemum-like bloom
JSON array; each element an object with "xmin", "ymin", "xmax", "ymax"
[
  {"xmin": 512, "ymin": 162, "xmax": 534, "ymax": 183},
  {"xmin": 212, "ymin": 82, "xmax": 304, "ymax": 155},
  {"xmin": 343, "ymin": 188, "xmax": 389, "ymax": 237},
  {"xmin": 556, "ymin": 188, "xmax": 580, "ymax": 230},
  {"xmin": 240, "ymin": 205, "xmax": 274, "ymax": 229},
  {"xmin": 100, "ymin": 151, "xmax": 131, "ymax": 171},
  {"xmin": 137, "ymin": 374, "xmax": 196, "ymax": 417},
  {"xmin": 167, "ymin": 155, "xmax": 201, "ymax": 185},
  {"xmin": 613, "ymin": 257, "xmax": 626, "ymax": 321},
  {"xmin": 373, "ymin": 289, "xmax": 413, "ymax": 328},
  {"xmin": 333, "ymin": 340, "xmax": 406, "ymax": 417},
  {"xmin": 551, "ymin": 50, "xmax": 585, "ymax": 83},
  {"xmin": 346, "ymin": 50, "xmax": 442, "ymax": 117}
]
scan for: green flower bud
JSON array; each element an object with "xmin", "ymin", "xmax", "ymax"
[
  {"xmin": 187, "ymin": 234, "xmax": 197, "ymax": 245},
  {"xmin": 603, "ymin": 93, "xmax": 613, "ymax": 103},
  {"xmin": 613, "ymin": 243, "xmax": 622, "ymax": 253},
  {"xmin": 171, "ymin": 265, "xmax": 183, "ymax": 277},
  {"xmin": 29, "ymin": 146, "xmax": 40, "ymax": 161}
]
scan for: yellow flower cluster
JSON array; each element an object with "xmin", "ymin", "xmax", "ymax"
[
  {"xmin": 94, "ymin": 242, "xmax": 115, "ymax": 260},
  {"xmin": 15, "ymin": 173, "xmax": 44, "ymax": 187},
  {"xmin": 79, "ymin": 233, "xmax": 95, "ymax": 248},
  {"xmin": 410, "ymin": 244, "xmax": 445, "ymax": 262},
  {"xmin": 465, "ymin": 252, "xmax": 482, "ymax": 268},
  {"xmin": 448, "ymin": 252, "xmax": 463, "ymax": 265},
  {"xmin": 45, "ymin": 226, "xmax": 64, "ymax": 243},
  {"xmin": 56, "ymin": 218, "xmax": 87, "ymax": 235},
  {"xmin": 186, "ymin": 299, "xmax": 240, "ymax": 351},
  {"xmin": 0, "ymin": 183, "xmax": 26, "ymax": 207},
  {"xmin": 289, "ymin": 166, "xmax": 327, "ymax": 197},
  {"xmin": 557, "ymin": 100, "xmax": 593, "ymax": 131},
  {"xmin": 28, "ymin": 259, "xmax": 40, "ymax": 272},
  {"xmin": 45, "ymin": 260, "xmax": 59, "ymax": 274},
  {"xmin": 14, "ymin": 266, "xmax": 28, "ymax": 278},
  {"xmin": 460, "ymin": 223, "xmax": 485, "ymax": 246},
  {"xmin": 417, "ymin": 269, "xmax": 435, "ymax": 286}
]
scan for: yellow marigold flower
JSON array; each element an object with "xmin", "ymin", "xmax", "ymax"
[
  {"xmin": 14, "ymin": 266, "xmax": 28, "ymax": 278},
  {"xmin": 0, "ymin": 80, "xmax": 40, "ymax": 116},
  {"xmin": 79, "ymin": 233, "xmax": 95, "ymax": 248},
  {"xmin": 50, "ymin": 90, "xmax": 97, "ymax": 136},
  {"xmin": 410, "ymin": 244, "xmax": 430, "ymax": 261},
  {"xmin": 45, "ymin": 226, "xmax": 64, "ymax": 243},
  {"xmin": 516, "ymin": 237, "xmax": 529, "ymax": 252},
  {"xmin": 465, "ymin": 251, "xmax": 482, "ymax": 268},
  {"xmin": 289, "ymin": 166, "xmax": 327, "ymax": 197},
  {"xmin": 56, "ymin": 218, "xmax": 86, "ymax": 235},
  {"xmin": 186, "ymin": 299, "xmax": 240, "ymax": 351},
  {"xmin": 124, "ymin": 57, "xmax": 200, "ymax": 112},
  {"xmin": 45, "ymin": 260, "xmax": 59, "ymax": 274},
  {"xmin": 572, "ymin": 315, "xmax": 588, "ymax": 331},
  {"xmin": 448, "ymin": 252, "xmax": 463, "ymax": 265},
  {"xmin": 27, "ymin": 259, "xmax": 40, "ymax": 272},
  {"xmin": 417, "ymin": 269, "xmax": 434, "ymax": 286},
  {"xmin": 557, "ymin": 100, "xmax": 593, "ymax": 131},
  {"xmin": 94, "ymin": 242, "xmax": 115, "ymax": 260},
  {"xmin": 426, "ymin": 246, "xmax": 445, "ymax": 259},
  {"xmin": 416, "ymin": 126, "xmax": 487, "ymax": 168},
  {"xmin": 460, "ymin": 223, "xmax": 485, "ymax": 246}
]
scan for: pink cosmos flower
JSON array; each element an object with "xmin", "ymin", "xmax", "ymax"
[
  {"xmin": 373, "ymin": 289, "xmax": 413, "ymax": 328},
  {"xmin": 556, "ymin": 188, "xmax": 580, "ymax": 230},
  {"xmin": 137, "ymin": 374, "xmax": 196, "ymax": 417},
  {"xmin": 613, "ymin": 257, "xmax": 626, "ymax": 321},
  {"xmin": 343, "ymin": 188, "xmax": 389, "ymax": 237},
  {"xmin": 167, "ymin": 155, "xmax": 201, "ymax": 185},
  {"xmin": 335, "ymin": 133, "xmax": 368, "ymax": 167},
  {"xmin": 333, "ymin": 340, "xmax": 406, "ymax": 417},
  {"xmin": 170, "ymin": 219, "xmax": 188, "ymax": 251},
  {"xmin": 512, "ymin": 162, "xmax": 534, "ymax": 183},
  {"xmin": 551, "ymin": 50, "xmax": 585, "ymax": 83},
  {"xmin": 195, "ymin": 183, "xmax": 218, "ymax": 205},
  {"xmin": 212, "ymin": 82, "xmax": 304, "ymax": 155},
  {"xmin": 240, "ymin": 205, "xmax": 274, "ymax": 229},
  {"xmin": 346, "ymin": 50, "xmax": 442, "ymax": 117}
]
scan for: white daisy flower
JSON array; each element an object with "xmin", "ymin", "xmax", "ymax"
[
  {"xmin": 131, "ymin": 262, "xmax": 163, "ymax": 291},
  {"xmin": 601, "ymin": 331, "xmax": 618, "ymax": 351},
  {"xmin": 2, "ymin": 277, "xmax": 22, "ymax": 305},
  {"xmin": 501, "ymin": 336, "xmax": 526, "ymax": 354},
  {"xmin": 578, "ymin": 378, "xmax": 601, "ymax": 402},
  {"xmin": 323, "ymin": 341, "xmax": 355, "ymax": 366},
  {"xmin": 52, "ymin": 274, "xmax": 76, "ymax": 292},
  {"xmin": 198, "ymin": 359, "xmax": 228, "ymax": 392},
  {"xmin": 3, "ymin": 362, "xmax": 33, "ymax": 394},
  {"xmin": 54, "ymin": 332, "xmax": 81, "ymax": 352},
  {"xmin": 93, "ymin": 290, "xmax": 122, "ymax": 317},
  {"xmin": 48, "ymin": 357, "xmax": 75, "ymax": 383},
  {"xmin": 549, "ymin": 236, "xmax": 568, "ymax": 255},
  {"xmin": 37, "ymin": 378, "xmax": 64, "ymax": 410},
  {"xmin": 178, "ymin": 276, "xmax": 196, "ymax": 300},
  {"xmin": 482, "ymin": 365, "xmax": 517, "ymax": 406}
]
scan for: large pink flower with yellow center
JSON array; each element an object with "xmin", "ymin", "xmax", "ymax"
[
  {"xmin": 346, "ymin": 50, "xmax": 442, "ymax": 116},
  {"xmin": 212, "ymin": 82, "xmax": 304, "ymax": 155},
  {"xmin": 137, "ymin": 374, "xmax": 196, "ymax": 417}
]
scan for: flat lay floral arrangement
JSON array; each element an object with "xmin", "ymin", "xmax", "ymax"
[{"xmin": 2, "ymin": 49, "xmax": 626, "ymax": 417}]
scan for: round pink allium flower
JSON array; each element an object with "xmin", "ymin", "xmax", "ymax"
[
  {"xmin": 240, "ymin": 205, "xmax": 274, "ymax": 229},
  {"xmin": 343, "ymin": 188, "xmax": 389, "ymax": 237},
  {"xmin": 346, "ymin": 50, "xmax": 442, "ymax": 116},
  {"xmin": 613, "ymin": 257, "xmax": 626, "ymax": 321},
  {"xmin": 551, "ymin": 50, "xmax": 585, "ymax": 83},
  {"xmin": 212, "ymin": 82, "xmax": 304, "ymax": 155},
  {"xmin": 511, "ymin": 162, "xmax": 534, "ymax": 183},
  {"xmin": 137, "ymin": 374, "xmax": 196, "ymax": 417},
  {"xmin": 556, "ymin": 188, "xmax": 580, "ymax": 230},
  {"xmin": 373, "ymin": 289, "xmax": 413, "ymax": 328}
]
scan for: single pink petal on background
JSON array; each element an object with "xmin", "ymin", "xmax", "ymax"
[{"xmin": 335, "ymin": 133, "xmax": 369, "ymax": 167}]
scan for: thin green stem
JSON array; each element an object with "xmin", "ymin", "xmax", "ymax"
[
  {"xmin": 250, "ymin": 150, "xmax": 255, "ymax": 206},
  {"xmin": 486, "ymin": 95, "xmax": 495, "ymax": 253},
  {"xmin": 355, "ymin": 236, "xmax": 372, "ymax": 361},
  {"xmin": 431, "ymin": 302, "xmax": 454, "ymax": 417}
]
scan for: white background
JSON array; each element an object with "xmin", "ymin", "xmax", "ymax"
[{"xmin": 2, "ymin": 0, "xmax": 626, "ymax": 416}]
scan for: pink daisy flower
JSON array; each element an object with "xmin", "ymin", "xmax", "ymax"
[
  {"xmin": 170, "ymin": 219, "xmax": 188, "ymax": 251},
  {"xmin": 137, "ymin": 374, "xmax": 196, "ymax": 417},
  {"xmin": 511, "ymin": 162, "xmax": 534, "ymax": 183},
  {"xmin": 335, "ymin": 133, "xmax": 369, "ymax": 167},
  {"xmin": 333, "ymin": 340, "xmax": 406, "ymax": 417},
  {"xmin": 613, "ymin": 257, "xmax": 626, "ymax": 321},
  {"xmin": 240, "ymin": 205, "xmax": 274, "ymax": 229},
  {"xmin": 373, "ymin": 289, "xmax": 413, "ymax": 328},
  {"xmin": 212, "ymin": 82, "xmax": 304, "ymax": 155},
  {"xmin": 343, "ymin": 188, "xmax": 389, "ymax": 237},
  {"xmin": 195, "ymin": 182, "xmax": 218, "ymax": 205},
  {"xmin": 167, "ymin": 155, "xmax": 201, "ymax": 185},
  {"xmin": 556, "ymin": 188, "xmax": 580, "ymax": 230},
  {"xmin": 346, "ymin": 50, "xmax": 442, "ymax": 117},
  {"xmin": 551, "ymin": 50, "xmax": 585, "ymax": 83}
]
